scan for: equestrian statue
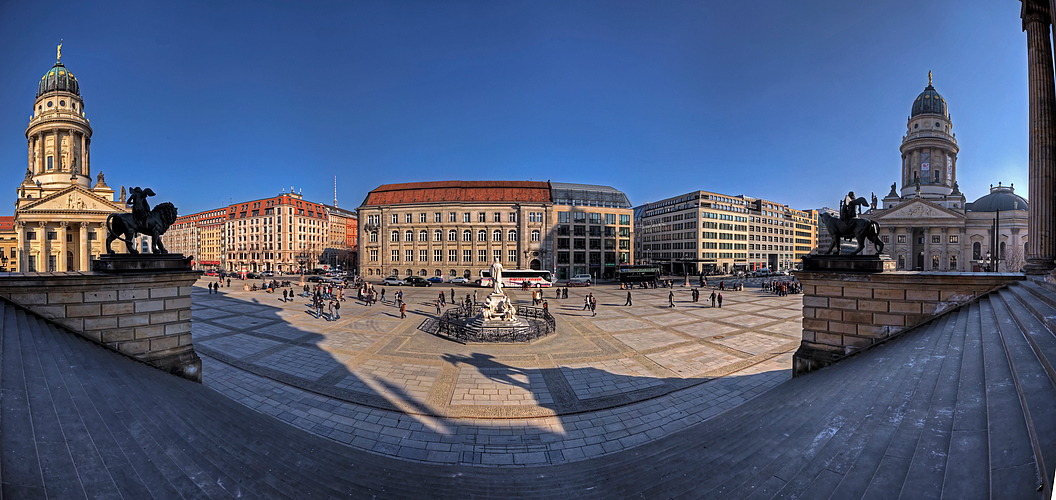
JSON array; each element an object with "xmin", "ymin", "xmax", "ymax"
[
  {"xmin": 818, "ymin": 191, "xmax": 884, "ymax": 255},
  {"xmin": 105, "ymin": 187, "xmax": 179, "ymax": 254}
]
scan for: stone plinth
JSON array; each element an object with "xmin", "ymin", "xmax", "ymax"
[
  {"xmin": 0, "ymin": 271, "xmax": 202, "ymax": 382},
  {"xmin": 802, "ymin": 254, "xmax": 895, "ymax": 273},
  {"xmin": 792, "ymin": 270, "xmax": 1024, "ymax": 376},
  {"xmin": 92, "ymin": 253, "xmax": 194, "ymax": 272}
]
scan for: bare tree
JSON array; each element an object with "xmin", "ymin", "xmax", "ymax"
[{"xmin": 1004, "ymin": 244, "xmax": 1025, "ymax": 273}]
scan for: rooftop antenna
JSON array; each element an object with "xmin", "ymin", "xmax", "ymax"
[{"xmin": 334, "ymin": 175, "xmax": 338, "ymax": 207}]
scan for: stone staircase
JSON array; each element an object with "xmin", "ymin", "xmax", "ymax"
[{"xmin": 1, "ymin": 279, "xmax": 1055, "ymax": 498}]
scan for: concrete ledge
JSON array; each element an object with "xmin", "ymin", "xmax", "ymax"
[
  {"xmin": 791, "ymin": 270, "xmax": 1024, "ymax": 377},
  {"xmin": 0, "ymin": 270, "xmax": 202, "ymax": 382}
]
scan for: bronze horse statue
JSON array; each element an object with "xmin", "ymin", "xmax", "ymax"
[
  {"xmin": 105, "ymin": 187, "xmax": 179, "ymax": 254},
  {"xmin": 819, "ymin": 211, "xmax": 884, "ymax": 255}
]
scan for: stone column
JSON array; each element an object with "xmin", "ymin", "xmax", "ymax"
[
  {"xmin": 15, "ymin": 222, "xmax": 24, "ymax": 272},
  {"xmin": 58, "ymin": 222, "xmax": 67, "ymax": 272},
  {"xmin": 39, "ymin": 222, "xmax": 49, "ymax": 271},
  {"xmin": 80, "ymin": 222, "xmax": 89, "ymax": 271},
  {"xmin": 923, "ymin": 227, "xmax": 931, "ymax": 270},
  {"xmin": 941, "ymin": 227, "xmax": 949, "ymax": 270},
  {"xmin": 1024, "ymin": 5, "xmax": 1056, "ymax": 273},
  {"xmin": 80, "ymin": 133, "xmax": 87, "ymax": 178}
]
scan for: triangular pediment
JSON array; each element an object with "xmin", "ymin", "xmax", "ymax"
[
  {"xmin": 875, "ymin": 199, "xmax": 963, "ymax": 221},
  {"xmin": 18, "ymin": 186, "xmax": 125, "ymax": 214}
]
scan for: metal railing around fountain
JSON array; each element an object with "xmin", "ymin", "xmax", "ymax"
[{"xmin": 436, "ymin": 304, "xmax": 555, "ymax": 344}]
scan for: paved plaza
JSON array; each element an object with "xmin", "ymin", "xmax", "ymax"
[{"xmin": 192, "ymin": 278, "xmax": 801, "ymax": 466}]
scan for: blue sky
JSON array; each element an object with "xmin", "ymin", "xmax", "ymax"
[{"xmin": 0, "ymin": 0, "xmax": 1028, "ymax": 215}]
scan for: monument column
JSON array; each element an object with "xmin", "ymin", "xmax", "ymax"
[
  {"xmin": 80, "ymin": 222, "xmax": 89, "ymax": 271},
  {"xmin": 58, "ymin": 222, "xmax": 67, "ymax": 272},
  {"xmin": 1024, "ymin": 5, "xmax": 1056, "ymax": 273}
]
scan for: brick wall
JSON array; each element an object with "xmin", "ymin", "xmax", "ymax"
[
  {"xmin": 793, "ymin": 271, "xmax": 1024, "ymax": 376},
  {"xmin": 0, "ymin": 271, "xmax": 202, "ymax": 382}
]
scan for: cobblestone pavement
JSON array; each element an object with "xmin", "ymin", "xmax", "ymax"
[{"xmin": 193, "ymin": 279, "xmax": 800, "ymax": 465}]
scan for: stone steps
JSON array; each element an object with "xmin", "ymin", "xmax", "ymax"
[{"xmin": 3, "ymin": 279, "xmax": 1056, "ymax": 498}]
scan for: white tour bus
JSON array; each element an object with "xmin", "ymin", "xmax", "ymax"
[{"xmin": 479, "ymin": 269, "xmax": 554, "ymax": 288}]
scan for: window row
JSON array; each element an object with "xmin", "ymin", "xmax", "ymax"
[
  {"xmin": 372, "ymin": 248, "xmax": 521, "ymax": 263},
  {"xmin": 384, "ymin": 229, "xmax": 541, "ymax": 242}
]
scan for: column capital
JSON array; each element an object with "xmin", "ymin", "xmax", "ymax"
[
  {"xmin": 80, "ymin": 221, "xmax": 89, "ymax": 228},
  {"xmin": 59, "ymin": 221, "xmax": 68, "ymax": 229},
  {"xmin": 38, "ymin": 221, "xmax": 47, "ymax": 228}
]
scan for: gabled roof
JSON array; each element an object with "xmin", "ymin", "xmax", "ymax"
[{"xmin": 361, "ymin": 181, "xmax": 552, "ymax": 207}]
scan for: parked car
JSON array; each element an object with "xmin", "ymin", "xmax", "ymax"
[
  {"xmin": 307, "ymin": 276, "xmax": 328, "ymax": 283},
  {"xmin": 245, "ymin": 272, "xmax": 261, "ymax": 280},
  {"xmin": 449, "ymin": 277, "xmax": 469, "ymax": 284},
  {"xmin": 204, "ymin": 271, "xmax": 219, "ymax": 276},
  {"xmin": 260, "ymin": 271, "xmax": 274, "ymax": 277},
  {"xmin": 403, "ymin": 276, "xmax": 432, "ymax": 287},
  {"xmin": 381, "ymin": 276, "xmax": 406, "ymax": 286},
  {"xmin": 569, "ymin": 274, "xmax": 592, "ymax": 287},
  {"xmin": 427, "ymin": 276, "xmax": 444, "ymax": 283}
]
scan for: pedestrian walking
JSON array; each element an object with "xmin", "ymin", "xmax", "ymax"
[
  {"xmin": 327, "ymin": 300, "xmax": 334, "ymax": 321},
  {"xmin": 590, "ymin": 295, "xmax": 597, "ymax": 317},
  {"xmin": 315, "ymin": 297, "xmax": 323, "ymax": 318},
  {"xmin": 584, "ymin": 294, "xmax": 590, "ymax": 310},
  {"xmin": 439, "ymin": 291, "xmax": 446, "ymax": 307},
  {"xmin": 450, "ymin": 289, "xmax": 456, "ymax": 305},
  {"xmin": 400, "ymin": 302, "xmax": 407, "ymax": 319},
  {"xmin": 717, "ymin": 293, "xmax": 723, "ymax": 308},
  {"xmin": 625, "ymin": 291, "xmax": 632, "ymax": 306},
  {"xmin": 435, "ymin": 299, "xmax": 442, "ymax": 315},
  {"xmin": 543, "ymin": 300, "xmax": 548, "ymax": 313},
  {"xmin": 381, "ymin": 288, "xmax": 386, "ymax": 302},
  {"xmin": 333, "ymin": 300, "xmax": 340, "ymax": 319},
  {"xmin": 282, "ymin": 289, "xmax": 288, "ymax": 302},
  {"xmin": 710, "ymin": 290, "xmax": 717, "ymax": 307},
  {"xmin": 668, "ymin": 291, "xmax": 675, "ymax": 307}
]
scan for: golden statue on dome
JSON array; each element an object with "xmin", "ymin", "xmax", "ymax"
[{"xmin": 57, "ymin": 39, "xmax": 62, "ymax": 63}]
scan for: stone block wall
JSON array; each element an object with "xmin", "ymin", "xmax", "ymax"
[
  {"xmin": 793, "ymin": 271, "xmax": 1024, "ymax": 376},
  {"xmin": 0, "ymin": 271, "xmax": 202, "ymax": 382}
]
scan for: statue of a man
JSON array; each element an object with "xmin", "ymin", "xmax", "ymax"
[
  {"xmin": 870, "ymin": 193, "xmax": 877, "ymax": 210},
  {"xmin": 490, "ymin": 258, "xmax": 504, "ymax": 295}
]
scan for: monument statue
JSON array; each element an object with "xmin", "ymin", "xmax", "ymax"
[
  {"xmin": 819, "ymin": 191, "xmax": 884, "ymax": 255},
  {"xmin": 24, "ymin": 166, "xmax": 32, "ymax": 180},
  {"xmin": 105, "ymin": 187, "xmax": 179, "ymax": 254},
  {"xmin": 870, "ymin": 192, "xmax": 877, "ymax": 210},
  {"xmin": 97, "ymin": 171, "xmax": 104, "ymax": 184},
  {"xmin": 489, "ymin": 258, "xmax": 504, "ymax": 294},
  {"xmin": 120, "ymin": 185, "xmax": 125, "ymax": 201}
]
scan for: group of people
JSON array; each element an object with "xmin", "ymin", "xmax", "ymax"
[
  {"xmin": 763, "ymin": 280, "xmax": 801, "ymax": 296},
  {"xmin": 664, "ymin": 289, "xmax": 722, "ymax": 307},
  {"xmin": 582, "ymin": 293, "xmax": 597, "ymax": 316}
]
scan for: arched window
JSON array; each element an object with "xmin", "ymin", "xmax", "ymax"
[
  {"xmin": 1000, "ymin": 241, "xmax": 1006, "ymax": 260},
  {"xmin": 531, "ymin": 230, "xmax": 540, "ymax": 242},
  {"xmin": 462, "ymin": 230, "xmax": 471, "ymax": 242},
  {"xmin": 949, "ymin": 255, "xmax": 957, "ymax": 270},
  {"xmin": 450, "ymin": 269, "xmax": 457, "ymax": 277},
  {"xmin": 434, "ymin": 230, "xmax": 442, "ymax": 242},
  {"xmin": 420, "ymin": 269, "xmax": 427, "ymax": 276},
  {"xmin": 406, "ymin": 269, "xmax": 412, "ymax": 277},
  {"xmin": 477, "ymin": 230, "xmax": 487, "ymax": 242},
  {"xmin": 405, "ymin": 230, "xmax": 413, "ymax": 242},
  {"xmin": 391, "ymin": 231, "xmax": 399, "ymax": 242},
  {"xmin": 972, "ymin": 242, "xmax": 981, "ymax": 260},
  {"xmin": 392, "ymin": 268, "xmax": 398, "ymax": 276},
  {"xmin": 419, "ymin": 230, "xmax": 427, "ymax": 242},
  {"xmin": 435, "ymin": 269, "xmax": 442, "ymax": 277},
  {"xmin": 493, "ymin": 229, "xmax": 502, "ymax": 241},
  {"xmin": 508, "ymin": 229, "xmax": 517, "ymax": 241},
  {"xmin": 463, "ymin": 269, "xmax": 471, "ymax": 278},
  {"xmin": 367, "ymin": 268, "xmax": 373, "ymax": 276},
  {"xmin": 448, "ymin": 230, "xmax": 457, "ymax": 241}
]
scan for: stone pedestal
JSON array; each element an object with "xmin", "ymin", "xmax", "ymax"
[
  {"xmin": 792, "ymin": 268, "xmax": 1024, "ymax": 377},
  {"xmin": 802, "ymin": 254, "xmax": 895, "ymax": 273},
  {"xmin": 0, "ymin": 269, "xmax": 203, "ymax": 382},
  {"xmin": 92, "ymin": 253, "xmax": 194, "ymax": 272}
]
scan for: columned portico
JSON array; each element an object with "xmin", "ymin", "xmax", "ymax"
[{"xmin": 1024, "ymin": 1, "xmax": 1056, "ymax": 273}]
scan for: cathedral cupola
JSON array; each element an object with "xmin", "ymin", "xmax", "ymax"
[{"xmin": 899, "ymin": 71, "xmax": 958, "ymax": 201}]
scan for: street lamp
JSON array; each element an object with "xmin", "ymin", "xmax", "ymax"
[
  {"xmin": 985, "ymin": 251, "xmax": 992, "ymax": 272},
  {"xmin": 0, "ymin": 256, "xmax": 8, "ymax": 272}
]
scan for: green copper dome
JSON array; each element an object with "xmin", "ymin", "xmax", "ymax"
[{"xmin": 37, "ymin": 61, "xmax": 79, "ymax": 98}]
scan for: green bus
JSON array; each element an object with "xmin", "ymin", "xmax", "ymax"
[{"xmin": 616, "ymin": 265, "xmax": 660, "ymax": 284}]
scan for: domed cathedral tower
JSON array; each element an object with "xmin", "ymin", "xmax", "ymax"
[
  {"xmin": 13, "ymin": 43, "xmax": 127, "ymax": 273},
  {"xmin": 898, "ymin": 72, "xmax": 963, "ymax": 207}
]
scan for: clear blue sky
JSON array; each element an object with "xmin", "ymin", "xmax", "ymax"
[{"xmin": 0, "ymin": 0, "xmax": 1028, "ymax": 215}]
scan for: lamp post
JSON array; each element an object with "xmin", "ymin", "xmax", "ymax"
[
  {"xmin": 985, "ymin": 251, "xmax": 992, "ymax": 273},
  {"xmin": 0, "ymin": 255, "xmax": 8, "ymax": 272}
]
